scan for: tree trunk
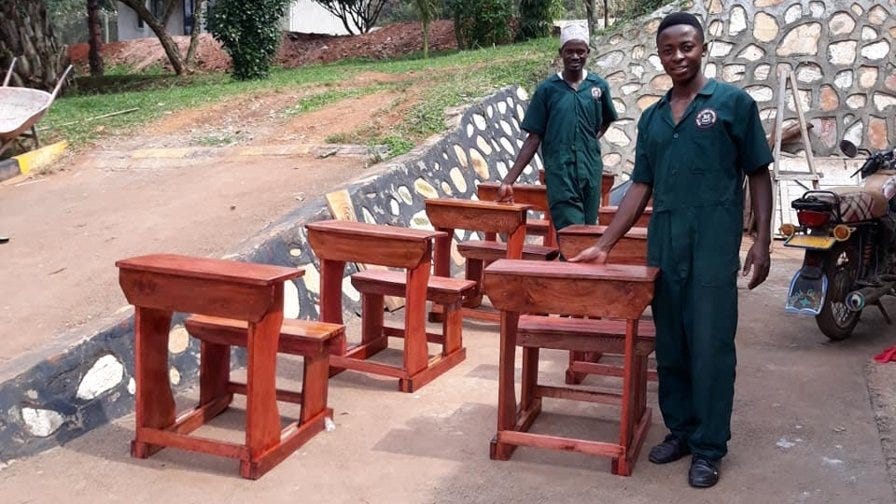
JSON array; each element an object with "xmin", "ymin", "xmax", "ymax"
[
  {"xmin": 0, "ymin": 0, "xmax": 69, "ymax": 91},
  {"xmin": 185, "ymin": 0, "xmax": 207, "ymax": 69},
  {"xmin": 118, "ymin": 0, "xmax": 186, "ymax": 75},
  {"xmin": 87, "ymin": 0, "xmax": 104, "ymax": 76}
]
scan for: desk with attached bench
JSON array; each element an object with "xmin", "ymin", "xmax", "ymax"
[
  {"xmin": 483, "ymin": 259, "xmax": 659, "ymax": 476},
  {"xmin": 116, "ymin": 254, "xmax": 336, "ymax": 479}
]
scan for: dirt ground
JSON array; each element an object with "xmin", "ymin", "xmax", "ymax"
[
  {"xmin": 68, "ymin": 20, "xmax": 458, "ymax": 73},
  {"xmin": 0, "ymin": 67, "xmax": 420, "ymax": 377}
]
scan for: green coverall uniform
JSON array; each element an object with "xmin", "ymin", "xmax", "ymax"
[
  {"xmin": 521, "ymin": 72, "xmax": 618, "ymax": 230},
  {"xmin": 631, "ymin": 79, "xmax": 773, "ymax": 460}
]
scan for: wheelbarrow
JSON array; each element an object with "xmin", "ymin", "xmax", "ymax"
[{"xmin": 0, "ymin": 57, "xmax": 73, "ymax": 157}]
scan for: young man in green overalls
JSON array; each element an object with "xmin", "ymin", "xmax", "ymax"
[
  {"xmin": 571, "ymin": 12, "xmax": 773, "ymax": 488},
  {"xmin": 498, "ymin": 22, "xmax": 618, "ymax": 232}
]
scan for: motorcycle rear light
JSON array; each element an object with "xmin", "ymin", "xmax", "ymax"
[
  {"xmin": 779, "ymin": 223, "xmax": 796, "ymax": 237},
  {"xmin": 796, "ymin": 210, "xmax": 830, "ymax": 228},
  {"xmin": 833, "ymin": 224, "xmax": 852, "ymax": 241}
]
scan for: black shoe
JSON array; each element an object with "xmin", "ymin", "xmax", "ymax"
[
  {"xmin": 648, "ymin": 434, "xmax": 690, "ymax": 464},
  {"xmin": 688, "ymin": 456, "xmax": 720, "ymax": 488}
]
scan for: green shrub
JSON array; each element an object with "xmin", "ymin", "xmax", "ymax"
[
  {"xmin": 207, "ymin": 0, "xmax": 291, "ymax": 80},
  {"xmin": 517, "ymin": 0, "xmax": 553, "ymax": 42},
  {"xmin": 449, "ymin": 0, "xmax": 513, "ymax": 50}
]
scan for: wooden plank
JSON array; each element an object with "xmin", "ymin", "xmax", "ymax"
[
  {"xmin": 116, "ymin": 254, "xmax": 303, "ymax": 286},
  {"xmin": 599, "ymin": 206, "xmax": 652, "ymax": 227},
  {"xmin": 496, "ymin": 430, "xmax": 625, "ymax": 457},
  {"xmin": 557, "ymin": 224, "xmax": 648, "ymax": 264}
]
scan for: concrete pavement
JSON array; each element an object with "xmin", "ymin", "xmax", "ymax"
[{"xmin": 0, "ymin": 258, "xmax": 893, "ymax": 504}]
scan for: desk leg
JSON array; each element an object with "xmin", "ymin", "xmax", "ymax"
[
  {"xmin": 613, "ymin": 318, "xmax": 639, "ymax": 476},
  {"xmin": 491, "ymin": 311, "xmax": 519, "ymax": 461},
  {"xmin": 131, "ymin": 307, "xmax": 175, "ymax": 459},
  {"xmin": 430, "ymin": 229, "xmax": 453, "ymax": 322},
  {"xmin": 319, "ymin": 259, "xmax": 347, "ymax": 358},
  {"xmin": 242, "ymin": 297, "xmax": 284, "ymax": 480},
  {"xmin": 400, "ymin": 263, "xmax": 431, "ymax": 392}
]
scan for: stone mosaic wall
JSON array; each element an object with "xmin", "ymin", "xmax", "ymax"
[
  {"xmin": 0, "ymin": 86, "xmax": 541, "ymax": 462},
  {"xmin": 593, "ymin": 0, "xmax": 896, "ymax": 176}
]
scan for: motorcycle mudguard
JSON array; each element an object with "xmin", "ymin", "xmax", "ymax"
[{"xmin": 785, "ymin": 265, "xmax": 828, "ymax": 316}]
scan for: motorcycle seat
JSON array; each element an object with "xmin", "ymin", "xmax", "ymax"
[{"xmin": 826, "ymin": 186, "xmax": 889, "ymax": 222}]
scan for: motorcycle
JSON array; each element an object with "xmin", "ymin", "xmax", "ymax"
[{"xmin": 781, "ymin": 139, "xmax": 896, "ymax": 340}]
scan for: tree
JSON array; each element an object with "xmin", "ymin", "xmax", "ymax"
[
  {"xmin": 517, "ymin": 0, "xmax": 553, "ymax": 42},
  {"xmin": 0, "ymin": 0, "xmax": 70, "ymax": 91},
  {"xmin": 312, "ymin": 0, "xmax": 389, "ymax": 35},
  {"xmin": 117, "ymin": 0, "xmax": 186, "ymax": 74},
  {"xmin": 184, "ymin": 0, "xmax": 208, "ymax": 68},
  {"xmin": 584, "ymin": 0, "xmax": 609, "ymax": 35},
  {"xmin": 87, "ymin": 0, "xmax": 104, "ymax": 76},
  {"xmin": 207, "ymin": 0, "xmax": 291, "ymax": 80},
  {"xmin": 414, "ymin": 0, "xmax": 439, "ymax": 58}
]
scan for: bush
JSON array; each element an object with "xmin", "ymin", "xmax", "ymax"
[
  {"xmin": 449, "ymin": 0, "xmax": 513, "ymax": 50},
  {"xmin": 517, "ymin": 0, "xmax": 553, "ymax": 42},
  {"xmin": 207, "ymin": 0, "xmax": 291, "ymax": 80}
]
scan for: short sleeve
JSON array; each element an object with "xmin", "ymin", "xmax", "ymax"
[
  {"xmin": 630, "ymin": 114, "xmax": 653, "ymax": 184},
  {"xmin": 734, "ymin": 94, "xmax": 774, "ymax": 175},
  {"xmin": 521, "ymin": 85, "xmax": 548, "ymax": 136},
  {"xmin": 601, "ymin": 83, "xmax": 618, "ymax": 125}
]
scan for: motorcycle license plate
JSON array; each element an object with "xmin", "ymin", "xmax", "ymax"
[{"xmin": 784, "ymin": 235, "xmax": 836, "ymax": 250}]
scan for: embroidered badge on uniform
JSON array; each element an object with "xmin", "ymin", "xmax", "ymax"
[
  {"xmin": 591, "ymin": 87, "xmax": 602, "ymax": 100},
  {"xmin": 695, "ymin": 108, "xmax": 717, "ymax": 128}
]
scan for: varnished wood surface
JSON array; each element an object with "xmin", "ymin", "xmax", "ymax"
[
  {"xmin": 477, "ymin": 182, "xmax": 549, "ymax": 211},
  {"xmin": 425, "ymin": 198, "xmax": 532, "ymax": 235},
  {"xmin": 557, "ymin": 225, "xmax": 648, "ymax": 264},
  {"xmin": 351, "ymin": 270, "xmax": 475, "ymax": 305},
  {"xmin": 306, "ymin": 220, "xmax": 440, "ymax": 269},
  {"xmin": 116, "ymin": 254, "xmax": 303, "ymax": 286},
  {"xmin": 599, "ymin": 206, "xmax": 652, "ymax": 227},
  {"xmin": 484, "ymin": 259, "xmax": 657, "ymax": 282},
  {"xmin": 457, "ymin": 241, "xmax": 560, "ymax": 261},
  {"xmin": 483, "ymin": 260, "xmax": 658, "ymax": 320}
]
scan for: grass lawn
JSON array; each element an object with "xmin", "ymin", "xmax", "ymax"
[{"xmin": 43, "ymin": 37, "xmax": 557, "ymax": 157}]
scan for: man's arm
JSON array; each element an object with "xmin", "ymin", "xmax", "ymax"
[
  {"xmin": 743, "ymin": 167, "xmax": 772, "ymax": 289},
  {"xmin": 568, "ymin": 182, "xmax": 653, "ymax": 263},
  {"xmin": 497, "ymin": 133, "xmax": 542, "ymax": 202}
]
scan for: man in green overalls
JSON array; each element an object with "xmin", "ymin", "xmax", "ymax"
[
  {"xmin": 498, "ymin": 22, "xmax": 618, "ymax": 232},
  {"xmin": 571, "ymin": 12, "xmax": 773, "ymax": 488}
]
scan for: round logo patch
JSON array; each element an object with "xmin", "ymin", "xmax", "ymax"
[
  {"xmin": 695, "ymin": 108, "xmax": 717, "ymax": 128},
  {"xmin": 591, "ymin": 87, "xmax": 602, "ymax": 100}
]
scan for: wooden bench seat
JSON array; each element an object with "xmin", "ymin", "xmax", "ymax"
[
  {"xmin": 184, "ymin": 314, "xmax": 342, "ymax": 421},
  {"xmin": 599, "ymin": 205, "xmax": 652, "ymax": 227},
  {"xmin": 350, "ymin": 270, "xmax": 475, "ymax": 366},
  {"xmin": 457, "ymin": 240, "xmax": 560, "ymax": 262},
  {"xmin": 518, "ymin": 315, "xmax": 655, "ymax": 355}
]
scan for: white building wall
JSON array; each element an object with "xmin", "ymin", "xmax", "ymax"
[
  {"xmin": 285, "ymin": 0, "xmax": 354, "ymax": 35},
  {"xmin": 116, "ymin": 1, "xmax": 187, "ymax": 41}
]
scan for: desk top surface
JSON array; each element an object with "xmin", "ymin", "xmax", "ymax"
[
  {"xmin": 116, "ymin": 254, "xmax": 304, "ymax": 286},
  {"xmin": 424, "ymin": 198, "xmax": 532, "ymax": 212},
  {"xmin": 558, "ymin": 225, "xmax": 648, "ymax": 239},
  {"xmin": 306, "ymin": 220, "xmax": 442, "ymax": 241},
  {"xmin": 485, "ymin": 259, "xmax": 659, "ymax": 283}
]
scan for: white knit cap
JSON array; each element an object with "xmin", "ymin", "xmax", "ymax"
[{"xmin": 560, "ymin": 22, "xmax": 590, "ymax": 47}]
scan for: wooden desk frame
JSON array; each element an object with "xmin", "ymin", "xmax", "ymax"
[
  {"xmin": 117, "ymin": 254, "xmax": 317, "ymax": 479},
  {"xmin": 483, "ymin": 259, "xmax": 659, "ymax": 476},
  {"xmin": 306, "ymin": 220, "xmax": 462, "ymax": 392}
]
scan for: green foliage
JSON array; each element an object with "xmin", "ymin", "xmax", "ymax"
[
  {"xmin": 449, "ymin": 0, "xmax": 514, "ymax": 50},
  {"xmin": 207, "ymin": 0, "xmax": 291, "ymax": 80},
  {"xmin": 516, "ymin": 0, "xmax": 553, "ymax": 42}
]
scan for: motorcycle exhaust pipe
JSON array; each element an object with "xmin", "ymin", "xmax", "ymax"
[{"xmin": 845, "ymin": 284, "xmax": 896, "ymax": 312}]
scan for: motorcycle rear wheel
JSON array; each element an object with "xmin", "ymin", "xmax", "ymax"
[{"xmin": 816, "ymin": 242, "xmax": 861, "ymax": 340}]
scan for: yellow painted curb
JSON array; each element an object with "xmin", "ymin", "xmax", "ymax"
[{"xmin": 12, "ymin": 141, "xmax": 68, "ymax": 175}]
